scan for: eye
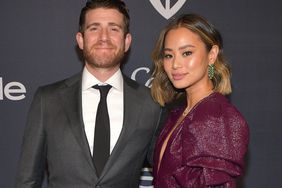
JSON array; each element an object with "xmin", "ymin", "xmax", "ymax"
[
  {"xmin": 183, "ymin": 51, "xmax": 192, "ymax": 57},
  {"xmin": 110, "ymin": 26, "xmax": 121, "ymax": 32},
  {"xmin": 89, "ymin": 26, "xmax": 98, "ymax": 31},
  {"xmin": 163, "ymin": 53, "xmax": 173, "ymax": 59}
]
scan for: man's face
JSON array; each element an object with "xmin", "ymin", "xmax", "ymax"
[{"xmin": 76, "ymin": 8, "xmax": 131, "ymax": 71}]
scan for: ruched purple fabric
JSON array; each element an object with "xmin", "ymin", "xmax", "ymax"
[{"xmin": 153, "ymin": 92, "xmax": 249, "ymax": 188}]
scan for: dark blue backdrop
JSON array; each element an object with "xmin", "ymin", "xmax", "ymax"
[{"xmin": 1, "ymin": 0, "xmax": 282, "ymax": 187}]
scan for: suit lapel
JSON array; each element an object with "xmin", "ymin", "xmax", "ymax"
[
  {"xmin": 99, "ymin": 76, "xmax": 142, "ymax": 179},
  {"xmin": 59, "ymin": 74, "xmax": 95, "ymax": 172}
]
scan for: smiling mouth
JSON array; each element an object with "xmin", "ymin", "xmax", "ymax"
[
  {"xmin": 172, "ymin": 73, "xmax": 187, "ymax": 80},
  {"xmin": 97, "ymin": 47, "xmax": 112, "ymax": 49},
  {"xmin": 94, "ymin": 47, "xmax": 115, "ymax": 51}
]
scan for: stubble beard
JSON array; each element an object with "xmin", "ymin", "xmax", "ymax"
[{"xmin": 83, "ymin": 43, "xmax": 125, "ymax": 69}]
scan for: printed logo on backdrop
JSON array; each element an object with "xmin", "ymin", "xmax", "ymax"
[
  {"xmin": 131, "ymin": 67, "xmax": 153, "ymax": 88},
  {"xmin": 0, "ymin": 77, "xmax": 26, "ymax": 101},
  {"xmin": 149, "ymin": 0, "xmax": 187, "ymax": 19}
]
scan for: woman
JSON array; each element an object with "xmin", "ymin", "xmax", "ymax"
[{"xmin": 151, "ymin": 14, "xmax": 249, "ymax": 188}]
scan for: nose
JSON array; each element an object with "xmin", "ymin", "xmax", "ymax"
[
  {"xmin": 172, "ymin": 57, "xmax": 182, "ymax": 69},
  {"xmin": 99, "ymin": 28, "xmax": 110, "ymax": 42}
]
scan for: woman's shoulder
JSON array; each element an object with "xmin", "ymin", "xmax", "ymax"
[
  {"xmin": 191, "ymin": 92, "xmax": 249, "ymax": 142},
  {"xmin": 195, "ymin": 92, "xmax": 247, "ymax": 122}
]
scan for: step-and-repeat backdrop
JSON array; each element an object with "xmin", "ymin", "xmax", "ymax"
[{"xmin": 1, "ymin": 0, "xmax": 281, "ymax": 187}]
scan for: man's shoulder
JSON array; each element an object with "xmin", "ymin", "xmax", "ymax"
[
  {"xmin": 41, "ymin": 73, "xmax": 81, "ymax": 89},
  {"xmin": 123, "ymin": 74, "xmax": 150, "ymax": 92},
  {"xmin": 123, "ymin": 74, "xmax": 159, "ymax": 107}
]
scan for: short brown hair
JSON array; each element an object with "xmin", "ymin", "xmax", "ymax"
[{"xmin": 78, "ymin": 0, "xmax": 130, "ymax": 34}]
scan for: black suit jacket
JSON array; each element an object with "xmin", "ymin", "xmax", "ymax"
[{"xmin": 15, "ymin": 73, "xmax": 161, "ymax": 188}]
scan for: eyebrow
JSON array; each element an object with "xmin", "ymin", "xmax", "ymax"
[
  {"xmin": 86, "ymin": 22, "xmax": 123, "ymax": 29},
  {"xmin": 164, "ymin": 44, "xmax": 196, "ymax": 51}
]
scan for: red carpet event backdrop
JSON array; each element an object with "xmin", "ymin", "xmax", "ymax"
[{"xmin": 1, "ymin": 0, "xmax": 282, "ymax": 187}]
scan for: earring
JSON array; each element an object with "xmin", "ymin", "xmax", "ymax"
[{"xmin": 208, "ymin": 64, "xmax": 215, "ymax": 80}]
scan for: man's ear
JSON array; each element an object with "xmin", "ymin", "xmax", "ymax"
[
  {"xmin": 76, "ymin": 32, "xmax": 84, "ymax": 50},
  {"xmin": 124, "ymin": 33, "xmax": 132, "ymax": 52}
]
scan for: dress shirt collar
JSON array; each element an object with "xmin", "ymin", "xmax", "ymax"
[{"xmin": 82, "ymin": 66, "xmax": 123, "ymax": 91}]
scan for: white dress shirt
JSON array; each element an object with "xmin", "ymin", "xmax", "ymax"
[{"xmin": 81, "ymin": 67, "xmax": 124, "ymax": 155}]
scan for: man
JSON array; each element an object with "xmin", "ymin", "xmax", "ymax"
[{"xmin": 15, "ymin": 0, "xmax": 160, "ymax": 188}]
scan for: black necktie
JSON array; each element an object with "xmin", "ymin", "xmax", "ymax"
[{"xmin": 93, "ymin": 84, "xmax": 112, "ymax": 176}]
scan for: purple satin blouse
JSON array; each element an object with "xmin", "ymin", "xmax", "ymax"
[{"xmin": 153, "ymin": 92, "xmax": 249, "ymax": 188}]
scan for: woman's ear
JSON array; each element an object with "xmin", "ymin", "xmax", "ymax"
[{"xmin": 208, "ymin": 45, "xmax": 219, "ymax": 65}]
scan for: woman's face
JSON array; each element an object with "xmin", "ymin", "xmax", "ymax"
[{"xmin": 163, "ymin": 27, "xmax": 216, "ymax": 92}]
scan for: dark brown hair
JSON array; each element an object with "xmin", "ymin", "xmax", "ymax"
[{"xmin": 79, "ymin": 0, "xmax": 130, "ymax": 34}]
